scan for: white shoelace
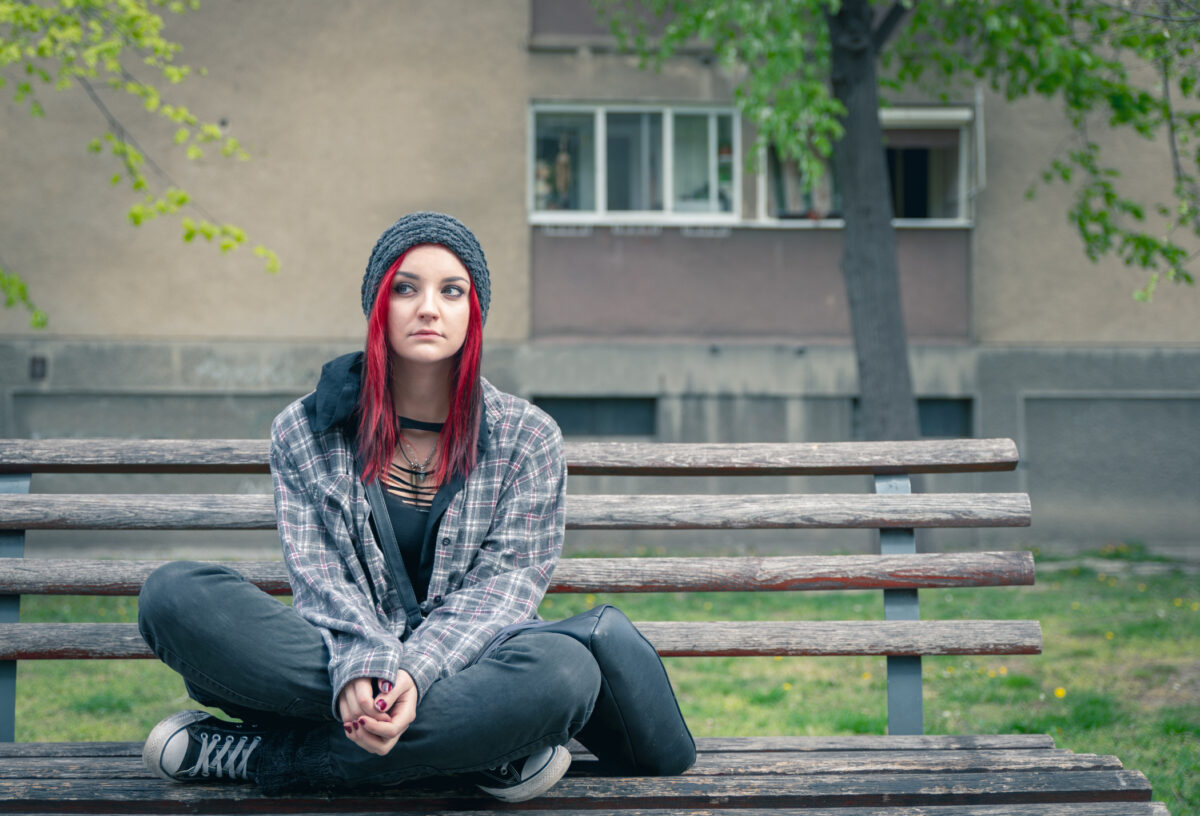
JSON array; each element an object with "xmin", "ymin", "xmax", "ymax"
[{"xmin": 182, "ymin": 731, "xmax": 262, "ymax": 780}]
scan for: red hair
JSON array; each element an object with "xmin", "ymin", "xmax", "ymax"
[{"xmin": 356, "ymin": 249, "xmax": 483, "ymax": 485}]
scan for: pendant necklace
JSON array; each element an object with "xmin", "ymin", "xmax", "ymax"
[{"xmin": 396, "ymin": 431, "xmax": 437, "ymax": 486}]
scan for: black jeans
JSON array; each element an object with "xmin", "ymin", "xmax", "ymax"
[{"xmin": 137, "ymin": 561, "xmax": 601, "ymax": 792}]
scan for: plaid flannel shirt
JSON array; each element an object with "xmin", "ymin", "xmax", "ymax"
[{"xmin": 270, "ymin": 377, "xmax": 566, "ymax": 712}]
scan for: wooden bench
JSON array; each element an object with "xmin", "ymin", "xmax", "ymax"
[{"xmin": 0, "ymin": 437, "xmax": 1169, "ymax": 814}]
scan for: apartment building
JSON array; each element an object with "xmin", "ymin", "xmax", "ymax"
[{"xmin": 1, "ymin": 0, "xmax": 1197, "ymax": 550}]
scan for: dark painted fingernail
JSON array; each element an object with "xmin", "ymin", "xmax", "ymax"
[
  {"xmin": 375, "ymin": 698, "xmax": 387, "ymax": 712},
  {"xmin": 379, "ymin": 680, "xmax": 393, "ymax": 693},
  {"xmin": 344, "ymin": 724, "xmax": 353, "ymax": 735},
  {"xmin": 358, "ymin": 717, "xmax": 367, "ymax": 725}
]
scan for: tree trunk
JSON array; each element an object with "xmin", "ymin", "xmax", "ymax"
[{"xmin": 827, "ymin": 0, "xmax": 919, "ymax": 442}]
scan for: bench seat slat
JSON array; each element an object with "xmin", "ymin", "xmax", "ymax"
[
  {"xmin": 0, "ymin": 438, "xmax": 1020, "ymax": 475},
  {"xmin": 0, "ymin": 734, "xmax": 1060, "ymax": 758},
  {"xmin": 0, "ymin": 552, "xmax": 1035, "ymax": 596},
  {"xmin": 0, "ymin": 493, "xmax": 1032, "ymax": 530},
  {"xmin": 0, "ymin": 769, "xmax": 1154, "ymax": 809},
  {"xmin": 0, "ymin": 749, "xmax": 1123, "ymax": 780},
  {"xmin": 0, "ymin": 620, "xmax": 1042, "ymax": 660}
]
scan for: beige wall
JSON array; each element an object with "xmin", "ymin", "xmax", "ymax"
[
  {"xmin": 0, "ymin": 0, "xmax": 533, "ymax": 342},
  {"xmin": 973, "ymin": 88, "xmax": 1200, "ymax": 344}
]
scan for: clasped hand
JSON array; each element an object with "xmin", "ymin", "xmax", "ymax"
[{"xmin": 337, "ymin": 670, "xmax": 417, "ymax": 756}]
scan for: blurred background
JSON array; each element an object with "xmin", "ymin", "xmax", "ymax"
[{"xmin": 1, "ymin": 0, "xmax": 1197, "ymax": 558}]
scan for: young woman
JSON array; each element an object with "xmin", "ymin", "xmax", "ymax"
[{"xmin": 137, "ymin": 212, "xmax": 600, "ymax": 803}]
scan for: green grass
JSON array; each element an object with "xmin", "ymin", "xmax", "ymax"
[{"xmin": 16, "ymin": 557, "xmax": 1200, "ymax": 815}]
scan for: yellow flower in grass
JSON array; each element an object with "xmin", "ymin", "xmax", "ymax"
[
  {"xmin": 861, "ymin": 671, "xmax": 872, "ymax": 681},
  {"xmin": 1174, "ymin": 598, "xmax": 1184, "ymax": 607},
  {"xmin": 1105, "ymin": 631, "xmax": 1114, "ymax": 640},
  {"xmin": 1191, "ymin": 602, "xmax": 1199, "ymax": 612},
  {"xmin": 998, "ymin": 666, "xmax": 1008, "ymax": 676},
  {"xmin": 782, "ymin": 682, "xmax": 792, "ymax": 691},
  {"xmin": 1137, "ymin": 584, "xmax": 1147, "ymax": 593},
  {"xmin": 1054, "ymin": 687, "xmax": 1067, "ymax": 699}
]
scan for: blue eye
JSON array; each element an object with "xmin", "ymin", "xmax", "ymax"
[
  {"xmin": 392, "ymin": 281, "xmax": 415, "ymax": 295},
  {"xmin": 443, "ymin": 285, "xmax": 464, "ymax": 297}
]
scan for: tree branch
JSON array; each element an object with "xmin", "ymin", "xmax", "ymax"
[
  {"xmin": 870, "ymin": 2, "xmax": 912, "ymax": 53},
  {"xmin": 77, "ymin": 76, "xmax": 218, "ymax": 222}
]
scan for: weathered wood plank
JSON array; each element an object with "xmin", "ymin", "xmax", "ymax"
[
  {"xmin": 0, "ymin": 808, "xmax": 1168, "ymax": 816},
  {"xmin": 0, "ymin": 770, "xmax": 1154, "ymax": 810},
  {"xmin": 682, "ymin": 749, "xmax": 1120, "ymax": 775},
  {"xmin": 0, "ymin": 493, "xmax": 1032, "ymax": 531},
  {"xmin": 0, "ymin": 734, "xmax": 1060, "ymax": 758},
  {"xmin": 638, "ymin": 620, "xmax": 1043, "ymax": 657},
  {"xmin": 0, "ymin": 807, "xmax": 1166, "ymax": 816},
  {"xmin": 0, "ymin": 439, "xmax": 272, "ymax": 474},
  {"xmin": 0, "ymin": 620, "xmax": 1042, "ymax": 660},
  {"xmin": 0, "ymin": 742, "xmax": 142, "ymax": 758},
  {"xmin": 686, "ymin": 734, "xmax": 1059, "ymax": 752},
  {"xmin": 0, "ymin": 438, "xmax": 1020, "ymax": 475},
  {"xmin": 0, "ymin": 749, "xmax": 1123, "ymax": 780},
  {"xmin": 0, "ymin": 806, "xmax": 1173, "ymax": 816},
  {"xmin": 0, "ymin": 552, "xmax": 1036, "ymax": 596}
]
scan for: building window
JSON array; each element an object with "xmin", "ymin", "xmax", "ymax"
[
  {"xmin": 767, "ymin": 145, "xmax": 840, "ymax": 220},
  {"xmin": 534, "ymin": 112, "xmax": 596, "ymax": 211},
  {"xmin": 885, "ymin": 129, "xmax": 962, "ymax": 219},
  {"xmin": 531, "ymin": 105, "xmax": 739, "ymax": 222},
  {"xmin": 762, "ymin": 107, "xmax": 972, "ymax": 224},
  {"xmin": 533, "ymin": 397, "xmax": 657, "ymax": 437},
  {"xmin": 917, "ymin": 398, "xmax": 973, "ymax": 438},
  {"xmin": 607, "ymin": 112, "xmax": 662, "ymax": 211},
  {"xmin": 850, "ymin": 397, "xmax": 974, "ymax": 439}
]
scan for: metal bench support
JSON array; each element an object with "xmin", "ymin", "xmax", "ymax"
[
  {"xmin": 876, "ymin": 473, "xmax": 922, "ymax": 735},
  {"xmin": 0, "ymin": 473, "xmax": 30, "ymax": 743}
]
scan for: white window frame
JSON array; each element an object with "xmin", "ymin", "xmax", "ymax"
[
  {"xmin": 529, "ymin": 103, "xmax": 742, "ymax": 226},
  {"xmin": 753, "ymin": 105, "xmax": 975, "ymax": 230}
]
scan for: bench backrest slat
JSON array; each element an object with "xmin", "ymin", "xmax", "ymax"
[
  {"xmin": 0, "ymin": 493, "xmax": 1032, "ymax": 531},
  {"xmin": 0, "ymin": 620, "xmax": 1043, "ymax": 661},
  {"xmin": 0, "ymin": 438, "xmax": 1019, "ymax": 475},
  {"xmin": 0, "ymin": 552, "xmax": 1035, "ymax": 596}
]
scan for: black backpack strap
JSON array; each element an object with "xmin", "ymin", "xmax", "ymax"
[{"xmin": 361, "ymin": 471, "xmax": 425, "ymax": 633}]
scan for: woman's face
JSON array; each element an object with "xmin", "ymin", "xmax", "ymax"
[{"xmin": 386, "ymin": 244, "xmax": 472, "ymax": 369}]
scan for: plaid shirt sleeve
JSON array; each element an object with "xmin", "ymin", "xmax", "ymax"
[
  {"xmin": 395, "ymin": 405, "xmax": 566, "ymax": 700},
  {"xmin": 270, "ymin": 404, "xmax": 403, "ymax": 717}
]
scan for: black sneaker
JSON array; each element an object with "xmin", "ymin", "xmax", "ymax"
[
  {"xmin": 469, "ymin": 745, "xmax": 571, "ymax": 803},
  {"xmin": 143, "ymin": 710, "xmax": 266, "ymax": 783}
]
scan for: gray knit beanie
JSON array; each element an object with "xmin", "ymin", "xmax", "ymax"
[{"xmin": 361, "ymin": 211, "xmax": 491, "ymax": 324}]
